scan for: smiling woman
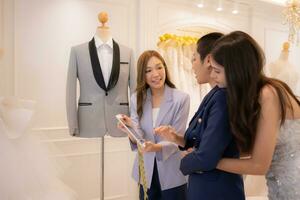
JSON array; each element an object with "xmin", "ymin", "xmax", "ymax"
[
  {"xmin": 136, "ymin": 51, "xmax": 175, "ymax": 118},
  {"xmin": 145, "ymin": 56, "xmax": 166, "ymax": 90},
  {"xmin": 117, "ymin": 50, "xmax": 190, "ymax": 200}
]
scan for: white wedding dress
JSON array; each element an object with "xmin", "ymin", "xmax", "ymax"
[
  {"xmin": 268, "ymin": 49, "xmax": 300, "ymax": 97},
  {"xmin": 0, "ymin": 97, "xmax": 77, "ymax": 200}
]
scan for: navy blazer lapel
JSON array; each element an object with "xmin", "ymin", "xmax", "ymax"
[
  {"xmin": 155, "ymin": 85, "xmax": 173, "ymax": 127},
  {"xmin": 89, "ymin": 38, "xmax": 107, "ymax": 92},
  {"xmin": 202, "ymin": 86, "xmax": 221, "ymax": 107},
  {"xmin": 107, "ymin": 40, "xmax": 120, "ymax": 91},
  {"xmin": 186, "ymin": 86, "xmax": 220, "ymax": 132}
]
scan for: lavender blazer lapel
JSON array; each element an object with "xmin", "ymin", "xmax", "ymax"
[{"xmin": 142, "ymin": 85, "xmax": 173, "ymax": 141}]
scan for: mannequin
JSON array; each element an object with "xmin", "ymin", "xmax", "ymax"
[
  {"xmin": 66, "ymin": 11, "xmax": 136, "ymax": 137},
  {"xmin": 95, "ymin": 12, "xmax": 111, "ymax": 43},
  {"xmin": 66, "ymin": 11, "xmax": 136, "ymax": 200},
  {"xmin": 269, "ymin": 42, "xmax": 290, "ymax": 77},
  {"xmin": 268, "ymin": 42, "xmax": 300, "ymax": 95}
]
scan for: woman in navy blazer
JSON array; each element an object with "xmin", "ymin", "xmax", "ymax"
[
  {"xmin": 155, "ymin": 33, "xmax": 245, "ymax": 200},
  {"xmin": 118, "ymin": 50, "xmax": 190, "ymax": 200}
]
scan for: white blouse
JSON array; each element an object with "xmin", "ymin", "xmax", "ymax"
[{"xmin": 152, "ymin": 108, "xmax": 160, "ymax": 127}]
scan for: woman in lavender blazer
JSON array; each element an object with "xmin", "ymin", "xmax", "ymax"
[{"xmin": 118, "ymin": 50, "xmax": 190, "ymax": 200}]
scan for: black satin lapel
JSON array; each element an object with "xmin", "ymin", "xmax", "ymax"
[
  {"xmin": 88, "ymin": 38, "xmax": 107, "ymax": 91},
  {"xmin": 107, "ymin": 40, "xmax": 120, "ymax": 91}
]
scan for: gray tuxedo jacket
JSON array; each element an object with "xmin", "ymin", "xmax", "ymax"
[
  {"xmin": 130, "ymin": 85, "xmax": 190, "ymax": 190},
  {"xmin": 66, "ymin": 38, "xmax": 136, "ymax": 137}
]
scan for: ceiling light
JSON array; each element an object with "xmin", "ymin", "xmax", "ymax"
[
  {"xmin": 217, "ymin": 7, "xmax": 223, "ymax": 11},
  {"xmin": 216, "ymin": 0, "xmax": 223, "ymax": 11},
  {"xmin": 197, "ymin": 0, "xmax": 204, "ymax": 8},
  {"xmin": 232, "ymin": 9, "xmax": 239, "ymax": 14},
  {"xmin": 232, "ymin": 1, "xmax": 239, "ymax": 14}
]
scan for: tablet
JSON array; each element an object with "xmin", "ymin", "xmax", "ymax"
[{"xmin": 116, "ymin": 114, "xmax": 145, "ymax": 147}]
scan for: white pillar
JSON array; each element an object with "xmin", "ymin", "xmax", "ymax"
[{"xmin": 0, "ymin": 0, "xmax": 15, "ymax": 96}]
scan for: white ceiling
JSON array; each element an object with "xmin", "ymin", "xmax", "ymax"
[{"xmin": 259, "ymin": 0, "xmax": 286, "ymax": 6}]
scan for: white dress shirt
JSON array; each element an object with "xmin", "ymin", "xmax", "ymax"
[{"xmin": 94, "ymin": 36, "xmax": 113, "ymax": 87}]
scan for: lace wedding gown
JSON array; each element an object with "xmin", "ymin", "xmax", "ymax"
[
  {"xmin": 266, "ymin": 119, "xmax": 300, "ymax": 200},
  {"xmin": 0, "ymin": 97, "xmax": 76, "ymax": 200}
]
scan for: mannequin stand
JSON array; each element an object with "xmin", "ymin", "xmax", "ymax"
[{"xmin": 101, "ymin": 137, "xmax": 105, "ymax": 200}]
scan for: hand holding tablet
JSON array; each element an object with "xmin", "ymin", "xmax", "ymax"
[{"xmin": 116, "ymin": 114, "xmax": 145, "ymax": 147}]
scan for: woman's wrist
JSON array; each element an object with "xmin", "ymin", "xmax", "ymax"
[
  {"xmin": 172, "ymin": 132, "xmax": 179, "ymax": 143},
  {"xmin": 155, "ymin": 143, "xmax": 162, "ymax": 152},
  {"xmin": 174, "ymin": 133, "xmax": 185, "ymax": 147},
  {"xmin": 167, "ymin": 128, "xmax": 177, "ymax": 143}
]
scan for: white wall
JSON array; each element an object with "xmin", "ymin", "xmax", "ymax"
[
  {"xmin": 0, "ymin": 0, "xmax": 3, "ymax": 79},
  {"xmin": 3, "ymin": 0, "xmax": 138, "ymax": 200},
  {"xmin": 250, "ymin": 2, "xmax": 300, "ymax": 69},
  {"xmin": 0, "ymin": 0, "xmax": 2, "ymax": 50},
  {"xmin": 14, "ymin": 0, "xmax": 137, "ymax": 128},
  {"xmin": 0, "ymin": 0, "xmax": 15, "ymax": 96}
]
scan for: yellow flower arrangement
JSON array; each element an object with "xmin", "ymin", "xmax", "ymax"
[{"xmin": 158, "ymin": 33, "xmax": 198, "ymax": 47}]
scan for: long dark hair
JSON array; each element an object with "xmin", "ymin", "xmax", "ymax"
[
  {"xmin": 136, "ymin": 50, "xmax": 175, "ymax": 119},
  {"xmin": 211, "ymin": 31, "xmax": 300, "ymax": 153}
]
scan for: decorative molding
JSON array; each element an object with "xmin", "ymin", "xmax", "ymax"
[
  {"xmin": 0, "ymin": 0, "xmax": 3, "ymax": 47},
  {"xmin": 32, "ymin": 126, "xmax": 130, "ymax": 141},
  {"xmin": 158, "ymin": 19, "xmax": 233, "ymax": 35},
  {"xmin": 263, "ymin": 26, "xmax": 288, "ymax": 51},
  {"xmin": 155, "ymin": 0, "xmax": 244, "ymax": 40},
  {"xmin": 51, "ymin": 150, "xmax": 134, "ymax": 158},
  {"xmin": 89, "ymin": 194, "xmax": 130, "ymax": 200},
  {"xmin": 137, "ymin": 0, "xmax": 159, "ymax": 53},
  {"xmin": 52, "ymin": 151, "xmax": 100, "ymax": 158},
  {"xmin": 105, "ymin": 194, "xmax": 129, "ymax": 200},
  {"xmin": 32, "ymin": 126, "xmax": 68, "ymax": 131}
]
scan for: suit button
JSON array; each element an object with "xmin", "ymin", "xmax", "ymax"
[{"xmin": 198, "ymin": 118, "xmax": 202, "ymax": 123}]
